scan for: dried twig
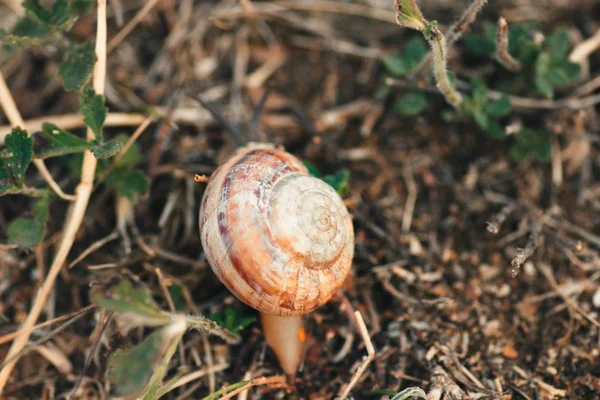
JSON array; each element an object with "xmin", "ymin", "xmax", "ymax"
[
  {"xmin": 486, "ymin": 202, "xmax": 517, "ymax": 234},
  {"xmin": 336, "ymin": 311, "xmax": 375, "ymax": 400},
  {"xmin": 495, "ymin": 17, "xmax": 521, "ymax": 71},
  {"xmin": 511, "ymin": 221, "xmax": 542, "ymax": 277}
]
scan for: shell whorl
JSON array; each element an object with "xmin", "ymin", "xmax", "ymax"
[{"xmin": 199, "ymin": 144, "xmax": 354, "ymax": 316}]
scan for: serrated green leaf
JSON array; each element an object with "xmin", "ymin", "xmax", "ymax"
[
  {"xmin": 33, "ymin": 123, "xmax": 91, "ymax": 159},
  {"xmin": 91, "ymin": 139, "xmax": 123, "ymax": 159},
  {"xmin": 0, "ymin": 128, "xmax": 33, "ymax": 194},
  {"xmin": 81, "ymin": 87, "xmax": 107, "ymax": 139},
  {"xmin": 59, "ymin": 42, "xmax": 95, "ymax": 92},
  {"xmin": 394, "ymin": 0, "xmax": 428, "ymax": 32},
  {"xmin": 395, "ymin": 91, "xmax": 427, "ymax": 116},
  {"xmin": 90, "ymin": 276, "xmax": 169, "ymax": 324},
  {"xmin": 22, "ymin": 0, "xmax": 77, "ymax": 32},
  {"xmin": 7, "ymin": 193, "xmax": 51, "ymax": 247},
  {"xmin": 110, "ymin": 322, "xmax": 186, "ymax": 398},
  {"xmin": 323, "ymin": 169, "xmax": 350, "ymax": 196},
  {"xmin": 486, "ymin": 96, "xmax": 512, "ymax": 117},
  {"xmin": 115, "ymin": 169, "xmax": 149, "ymax": 203}
]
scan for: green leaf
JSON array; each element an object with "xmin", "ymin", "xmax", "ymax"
[
  {"xmin": 210, "ymin": 309, "xmax": 256, "ymax": 334},
  {"xmin": 486, "ymin": 96, "xmax": 512, "ymax": 117},
  {"xmin": 33, "ymin": 123, "xmax": 91, "ymax": 159},
  {"xmin": 0, "ymin": 128, "xmax": 33, "ymax": 195},
  {"xmin": 463, "ymin": 23, "xmax": 496, "ymax": 57},
  {"xmin": 81, "ymin": 87, "xmax": 107, "ymax": 139},
  {"xmin": 114, "ymin": 169, "xmax": 149, "ymax": 204},
  {"xmin": 323, "ymin": 169, "xmax": 350, "ymax": 196},
  {"xmin": 111, "ymin": 134, "xmax": 141, "ymax": 170},
  {"xmin": 59, "ymin": 42, "xmax": 95, "ymax": 92},
  {"xmin": 70, "ymin": 0, "xmax": 94, "ymax": 14},
  {"xmin": 394, "ymin": 0, "xmax": 428, "ymax": 32},
  {"xmin": 510, "ymin": 128, "xmax": 552, "ymax": 162},
  {"xmin": 534, "ymin": 75, "xmax": 553, "ymax": 98},
  {"xmin": 382, "ymin": 52, "xmax": 409, "ymax": 76},
  {"xmin": 90, "ymin": 275, "xmax": 170, "ymax": 326},
  {"xmin": 395, "ymin": 91, "xmax": 427, "ymax": 116},
  {"xmin": 545, "ymin": 29, "xmax": 571, "ymax": 61},
  {"xmin": 22, "ymin": 0, "xmax": 77, "ymax": 32},
  {"xmin": 404, "ymin": 37, "xmax": 428, "ymax": 67},
  {"xmin": 471, "ymin": 78, "xmax": 488, "ymax": 107},
  {"xmin": 382, "ymin": 37, "xmax": 428, "ymax": 77},
  {"xmin": 110, "ymin": 322, "xmax": 187, "ymax": 398},
  {"xmin": 7, "ymin": 193, "xmax": 52, "ymax": 247},
  {"xmin": 91, "ymin": 139, "xmax": 123, "ymax": 159},
  {"xmin": 547, "ymin": 67, "xmax": 571, "ymax": 87},
  {"xmin": 473, "ymin": 109, "xmax": 489, "ymax": 130},
  {"xmin": 303, "ymin": 160, "xmax": 322, "ymax": 178},
  {"xmin": 485, "ymin": 120, "xmax": 507, "ymax": 139}
]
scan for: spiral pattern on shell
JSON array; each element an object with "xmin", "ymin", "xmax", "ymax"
[{"xmin": 199, "ymin": 143, "xmax": 354, "ymax": 316}]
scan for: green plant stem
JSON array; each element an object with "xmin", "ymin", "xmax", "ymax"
[{"xmin": 429, "ymin": 30, "xmax": 463, "ymax": 108}]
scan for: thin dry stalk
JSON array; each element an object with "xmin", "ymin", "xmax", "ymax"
[
  {"xmin": 511, "ymin": 221, "xmax": 542, "ymax": 277},
  {"xmin": 0, "ymin": 305, "xmax": 95, "ymax": 346},
  {"xmin": 0, "ymin": 71, "xmax": 75, "ymax": 201},
  {"xmin": 495, "ymin": 17, "xmax": 521, "ymax": 71},
  {"xmin": 214, "ymin": 376, "xmax": 288, "ymax": 400},
  {"xmin": 569, "ymin": 28, "xmax": 600, "ymax": 63},
  {"xmin": 336, "ymin": 311, "xmax": 375, "ymax": 400},
  {"xmin": 0, "ymin": 0, "xmax": 108, "ymax": 393},
  {"xmin": 486, "ymin": 202, "xmax": 517, "ymax": 234},
  {"xmin": 107, "ymin": 0, "xmax": 161, "ymax": 53}
]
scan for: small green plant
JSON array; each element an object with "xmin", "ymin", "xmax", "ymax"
[
  {"xmin": 464, "ymin": 22, "xmax": 581, "ymax": 98},
  {"xmin": 0, "ymin": 0, "xmax": 149, "ymax": 249},
  {"xmin": 92, "ymin": 275, "xmax": 242, "ymax": 399},
  {"xmin": 210, "ymin": 308, "xmax": 256, "ymax": 334},
  {"xmin": 1, "ymin": 0, "xmax": 95, "ymax": 91},
  {"xmin": 385, "ymin": 0, "xmax": 580, "ymax": 163},
  {"xmin": 304, "ymin": 161, "xmax": 350, "ymax": 196}
]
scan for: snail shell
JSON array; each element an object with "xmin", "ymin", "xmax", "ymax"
[{"xmin": 199, "ymin": 143, "xmax": 354, "ymax": 316}]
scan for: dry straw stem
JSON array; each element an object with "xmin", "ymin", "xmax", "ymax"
[
  {"xmin": 107, "ymin": 0, "xmax": 161, "ymax": 53},
  {"xmin": 495, "ymin": 17, "xmax": 521, "ymax": 72},
  {"xmin": 0, "ymin": 0, "xmax": 108, "ymax": 394},
  {"xmin": 0, "ymin": 72, "xmax": 76, "ymax": 200},
  {"xmin": 336, "ymin": 311, "xmax": 375, "ymax": 400}
]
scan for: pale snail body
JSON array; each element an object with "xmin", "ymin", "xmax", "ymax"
[{"xmin": 199, "ymin": 143, "xmax": 354, "ymax": 317}]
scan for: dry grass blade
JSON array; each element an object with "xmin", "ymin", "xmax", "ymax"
[{"xmin": 336, "ymin": 311, "xmax": 375, "ymax": 400}]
